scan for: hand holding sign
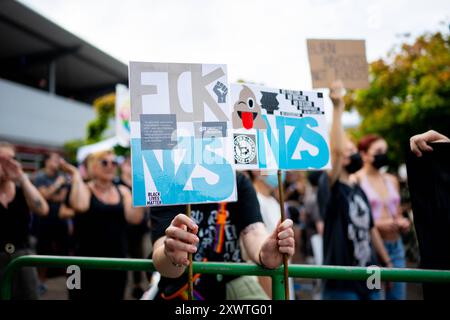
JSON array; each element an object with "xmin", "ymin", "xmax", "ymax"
[
  {"xmin": 259, "ymin": 219, "xmax": 295, "ymax": 269},
  {"xmin": 163, "ymin": 214, "xmax": 199, "ymax": 267}
]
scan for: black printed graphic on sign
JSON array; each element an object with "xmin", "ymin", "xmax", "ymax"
[
  {"xmin": 233, "ymin": 134, "xmax": 257, "ymax": 165},
  {"xmin": 279, "ymin": 89, "xmax": 325, "ymax": 117},
  {"xmin": 213, "ymin": 81, "xmax": 228, "ymax": 103},
  {"xmin": 147, "ymin": 192, "xmax": 161, "ymax": 205},
  {"xmin": 260, "ymin": 91, "xmax": 279, "ymax": 115}
]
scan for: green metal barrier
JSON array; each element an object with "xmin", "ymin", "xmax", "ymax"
[{"xmin": 1, "ymin": 255, "xmax": 450, "ymax": 300}]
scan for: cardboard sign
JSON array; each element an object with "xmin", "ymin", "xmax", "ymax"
[
  {"xmin": 231, "ymin": 83, "xmax": 330, "ymax": 171},
  {"xmin": 115, "ymin": 84, "xmax": 131, "ymax": 147},
  {"xmin": 307, "ymin": 39, "xmax": 369, "ymax": 89},
  {"xmin": 129, "ymin": 62, "xmax": 237, "ymax": 207}
]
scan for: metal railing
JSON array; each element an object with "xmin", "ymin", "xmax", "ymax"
[{"xmin": 2, "ymin": 255, "xmax": 450, "ymax": 300}]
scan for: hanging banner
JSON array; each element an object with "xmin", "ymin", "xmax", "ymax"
[
  {"xmin": 129, "ymin": 62, "xmax": 237, "ymax": 207},
  {"xmin": 115, "ymin": 84, "xmax": 131, "ymax": 147},
  {"xmin": 231, "ymin": 83, "xmax": 330, "ymax": 171}
]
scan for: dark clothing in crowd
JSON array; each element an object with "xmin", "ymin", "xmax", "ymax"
[
  {"xmin": 318, "ymin": 173, "xmax": 379, "ymax": 299},
  {"xmin": 69, "ymin": 185, "xmax": 128, "ymax": 300},
  {"xmin": 150, "ymin": 173, "xmax": 263, "ymax": 300},
  {"xmin": 115, "ymin": 177, "xmax": 150, "ymax": 292},
  {"xmin": 33, "ymin": 171, "xmax": 70, "ymax": 257},
  {"xmin": 0, "ymin": 186, "xmax": 30, "ymax": 249},
  {"xmin": 406, "ymin": 143, "xmax": 450, "ymax": 300},
  {"xmin": 0, "ymin": 186, "xmax": 38, "ymax": 299}
]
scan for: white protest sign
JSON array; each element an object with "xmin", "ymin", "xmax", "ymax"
[
  {"xmin": 231, "ymin": 83, "xmax": 331, "ymax": 171},
  {"xmin": 129, "ymin": 62, "xmax": 237, "ymax": 207},
  {"xmin": 115, "ymin": 84, "xmax": 131, "ymax": 147}
]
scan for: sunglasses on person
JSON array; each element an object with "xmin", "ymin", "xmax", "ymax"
[{"xmin": 99, "ymin": 159, "xmax": 118, "ymax": 168}]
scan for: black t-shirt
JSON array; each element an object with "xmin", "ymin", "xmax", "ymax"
[
  {"xmin": 0, "ymin": 186, "xmax": 30, "ymax": 248},
  {"xmin": 318, "ymin": 173, "xmax": 378, "ymax": 296},
  {"xmin": 150, "ymin": 172, "xmax": 263, "ymax": 300}
]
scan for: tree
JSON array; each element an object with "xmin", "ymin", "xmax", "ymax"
[
  {"xmin": 346, "ymin": 30, "xmax": 450, "ymax": 166},
  {"xmin": 86, "ymin": 93, "xmax": 115, "ymax": 144},
  {"xmin": 64, "ymin": 92, "xmax": 129, "ymax": 162}
]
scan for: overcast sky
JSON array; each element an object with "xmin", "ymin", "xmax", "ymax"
[{"xmin": 18, "ymin": 0, "xmax": 450, "ymax": 125}]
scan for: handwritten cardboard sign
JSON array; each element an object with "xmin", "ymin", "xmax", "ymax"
[{"xmin": 307, "ymin": 39, "xmax": 369, "ymax": 89}]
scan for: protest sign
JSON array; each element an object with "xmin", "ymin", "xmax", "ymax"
[
  {"xmin": 307, "ymin": 39, "xmax": 369, "ymax": 89},
  {"xmin": 231, "ymin": 83, "xmax": 330, "ymax": 171},
  {"xmin": 115, "ymin": 84, "xmax": 131, "ymax": 147},
  {"xmin": 129, "ymin": 62, "xmax": 237, "ymax": 207}
]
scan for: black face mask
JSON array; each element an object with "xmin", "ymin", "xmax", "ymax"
[
  {"xmin": 345, "ymin": 153, "xmax": 363, "ymax": 174},
  {"xmin": 372, "ymin": 153, "xmax": 389, "ymax": 169}
]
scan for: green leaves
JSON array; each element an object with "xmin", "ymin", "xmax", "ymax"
[
  {"xmin": 64, "ymin": 92, "xmax": 118, "ymax": 163},
  {"xmin": 346, "ymin": 30, "xmax": 450, "ymax": 167}
]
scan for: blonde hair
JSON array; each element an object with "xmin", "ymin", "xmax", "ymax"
[
  {"xmin": 0, "ymin": 141, "xmax": 16, "ymax": 153},
  {"xmin": 86, "ymin": 150, "xmax": 114, "ymax": 177}
]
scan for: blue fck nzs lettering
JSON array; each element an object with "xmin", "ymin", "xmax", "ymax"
[
  {"xmin": 257, "ymin": 115, "xmax": 329, "ymax": 170},
  {"xmin": 131, "ymin": 137, "xmax": 234, "ymax": 206}
]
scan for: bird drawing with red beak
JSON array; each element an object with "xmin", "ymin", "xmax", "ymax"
[{"xmin": 232, "ymin": 85, "xmax": 267, "ymax": 130}]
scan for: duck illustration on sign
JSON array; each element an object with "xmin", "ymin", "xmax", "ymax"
[{"xmin": 232, "ymin": 85, "xmax": 267, "ymax": 130}]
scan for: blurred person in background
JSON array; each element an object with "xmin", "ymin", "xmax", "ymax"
[
  {"xmin": 283, "ymin": 171, "xmax": 307, "ymax": 261},
  {"xmin": 303, "ymin": 170, "xmax": 324, "ymax": 267},
  {"xmin": 0, "ymin": 142, "xmax": 49, "ymax": 300},
  {"xmin": 33, "ymin": 152, "xmax": 74, "ymax": 295},
  {"xmin": 115, "ymin": 155, "xmax": 151, "ymax": 299},
  {"xmin": 317, "ymin": 81, "xmax": 392, "ymax": 300},
  {"xmin": 304, "ymin": 171, "xmax": 324, "ymax": 237},
  {"xmin": 356, "ymin": 134, "xmax": 411, "ymax": 300},
  {"xmin": 249, "ymin": 170, "xmax": 296, "ymax": 299},
  {"xmin": 283, "ymin": 171, "xmax": 306, "ymax": 228},
  {"xmin": 62, "ymin": 150, "xmax": 144, "ymax": 300}
]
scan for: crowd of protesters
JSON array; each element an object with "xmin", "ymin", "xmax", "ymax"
[{"xmin": 0, "ymin": 81, "xmax": 449, "ymax": 300}]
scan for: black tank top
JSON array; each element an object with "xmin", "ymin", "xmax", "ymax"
[
  {"xmin": 0, "ymin": 186, "xmax": 30, "ymax": 249},
  {"xmin": 73, "ymin": 185, "xmax": 127, "ymax": 258}
]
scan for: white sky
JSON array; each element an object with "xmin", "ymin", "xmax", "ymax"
[{"xmin": 18, "ymin": 0, "xmax": 450, "ymax": 125}]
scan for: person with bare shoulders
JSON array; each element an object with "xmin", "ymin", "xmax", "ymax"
[
  {"xmin": 355, "ymin": 135, "xmax": 410, "ymax": 299},
  {"xmin": 33, "ymin": 152, "xmax": 74, "ymax": 294},
  {"xmin": 62, "ymin": 150, "xmax": 144, "ymax": 300},
  {"xmin": 0, "ymin": 141, "xmax": 49, "ymax": 300}
]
